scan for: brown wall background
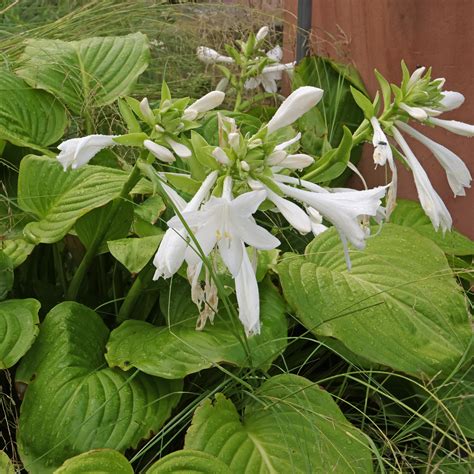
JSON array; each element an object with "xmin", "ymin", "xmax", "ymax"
[{"xmin": 283, "ymin": 0, "xmax": 474, "ymax": 238}]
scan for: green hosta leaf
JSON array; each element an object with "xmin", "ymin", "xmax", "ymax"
[
  {"xmin": 18, "ymin": 155, "xmax": 128, "ymax": 244},
  {"xmin": 54, "ymin": 449, "xmax": 132, "ymax": 474},
  {"xmin": 278, "ymin": 224, "xmax": 472, "ymax": 378},
  {"xmin": 0, "ymin": 451, "xmax": 15, "ymax": 474},
  {"xmin": 294, "ymin": 56, "xmax": 365, "ymax": 154},
  {"xmin": 75, "ymin": 201, "xmax": 134, "ymax": 254},
  {"xmin": 164, "ymin": 173, "xmax": 201, "ymax": 196},
  {"xmin": 304, "ymin": 125, "xmax": 353, "ymax": 183},
  {"xmin": 108, "ymin": 235, "xmax": 163, "ymax": 274},
  {"xmin": 106, "ymin": 279, "xmax": 287, "ymax": 378},
  {"xmin": 17, "ymin": 33, "xmax": 150, "ymax": 114},
  {"xmin": 134, "ymin": 195, "xmax": 166, "ymax": 224},
  {"xmin": 16, "ymin": 301, "xmax": 182, "ymax": 473},
  {"xmin": 147, "ymin": 450, "xmax": 229, "ymax": 474},
  {"xmin": 185, "ymin": 374, "xmax": 373, "ymax": 473},
  {"xmin": 0, "ymin": 251, "xmax": 13, "ymax": 300},
  {"xmin": 390, "ymin": 199, "xmax": 474, "ymax": 255},
  {"xmin": 0, "ymin": 299, "xmax": 40, "ymax": 369},
  {"xmin": 2, "ymin": 239, "xmax": 35, "ymax": 268},
  {"xmin": 0, "ymin": 70, "xmax": 67, "ymax": 151}
]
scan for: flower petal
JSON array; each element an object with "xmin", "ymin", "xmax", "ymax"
[
  {"xmin": 428, "ymin": 117, "xmax": 474, "ymax": 137},
  {"xmin": 235, "ymin": 243, "xmax": 261, "ymax": 335},
  {"xmin": 265, "ymin": 188, "xmax": 312, "ymax": 234},
  {"xmin": 218, "ymin": 234, "xmax": 243, "ymax": 277},
  {"xmin": 231, "ymin": 190, "xmax": 267, "ymax": 216},
  {"xmin": 392, "ymin": 127, "xmax": 452, "ymax": 232},
  {"xmin": 266, "ymin": 45, "xmax": 283, "ymax": 62},
  {"xmin": 233, "ymin": 216, "xmax": 280, "ymax": 250},
  {"xmin": 274, "ymin": 132, "xmax": 301, "ymax": 151},
  {"xmin": 396, "ymin": 121, "xmax": 471, "ymax": 196}
]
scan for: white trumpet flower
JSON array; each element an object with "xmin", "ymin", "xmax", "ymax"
[
  {"xmin": 152, "ymin": 171, "xmax": 218, "ymax": 280},
  {"xmin": 392, "ymin": 127, "xmax": 452, "ymax": 232},
  {"xmin": 370, "ymin": 117, "xmax": 393, "ymax": 166},
  {"xmin": 275, "ymin": 181, "xmax": 387, "ymax": 251},
  {"xmin": 144, "ymin": 139, "xmax": 175, "ymax": 163},
  {"xmin": 396, "ymin": 121, "xmax": 472, "ymax": 197},
  {"xmin": 370, "ymin": 117, "xmax": 398, "ymax": 217},
  {"xmin": 168, "ymin": 177, "xmax": 280, "ymax": 335},
  {"xmin": 57, "ymin": 134, "xmax": 117, "ymax": 171},
  {"xmin": 266, "ymin": 86, "xmax": 324, "ymax": 134}
]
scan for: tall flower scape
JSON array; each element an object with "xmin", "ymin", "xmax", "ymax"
[{"xmin": 57, "ymin": 29, "xmax": 472, "ymax": 337}]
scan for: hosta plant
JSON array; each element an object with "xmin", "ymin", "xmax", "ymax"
[{"xmin": 0, "ymin": 23, "xmax": 472, "ymax": 474}]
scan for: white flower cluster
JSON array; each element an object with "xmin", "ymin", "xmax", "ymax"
[
  {"xmin": 197, "ymin": 25, "xmax": 295, "ymax": 94},
  {"xmin": 370, "ymin": 66, "xmax": 473, "ymax": 232}
]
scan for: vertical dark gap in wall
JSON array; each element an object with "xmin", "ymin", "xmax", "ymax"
[{"xmin": 296, "ymin": 0, "xmax": 312, "ymax": 62}]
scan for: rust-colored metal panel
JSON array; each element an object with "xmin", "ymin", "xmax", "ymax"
[{"xmin": 284, "ymin": 0, "xmax": 474, "ymax": 237}]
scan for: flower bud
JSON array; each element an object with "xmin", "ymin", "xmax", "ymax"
[
  {"xmin": 266, "ymin": 86, "xmax": 324, "ymax": 134},
  {"xmin": 139, "ymin": 97, "xmax": 155, "ymax": 123},
  {"xmin": 144, "ymin": 139, "xmax": 175, "ymax": 163},
  {"xmin": 256, "ymin": 26, "xmax": 269, "ymax": 42}
]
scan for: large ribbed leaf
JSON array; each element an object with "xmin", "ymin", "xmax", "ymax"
[
  {"xmin": 0, "ymin": 70, "xmax": 67, "ymax": 151},
  {"xmin": 0, "ymin": 299, "xmax": 40, "ymax": 369},
  {"xmin": 18, "ymin": 155, "xmax": 128, "ymax": 243},
  {"xmin": 54, "ymin": 449, "xmax": 132, "ymax": 474},
  {"xmin": 147, "ymin": 450, "xmax": 230, "ymax": 473},
  {"xmin": 106, "ymin": 279, "xmax": 287, "ymax": 379},
  {"xmin": 17, "ymin": 33, "xmax": 150, "ymax": 114},
  {"xmin": 0, "ymin": 451, "xmax": 14, "ymax": 474},
  {"xmin": 0, "ymin": 251, "xmax": 13, "ymax": 300},
  {"xmin": 390, "ymin": 199, "xmax": 474, "ymax": 255},
  {"xmin": 2, "ymin": 239, "xmax": 35, "ymax": 268},
  {"xmin": 277, "ymin": 224, "xmax": 472, "ymax": 378},
  {"xmin": 185, "ymin": 374, "xmax": 373, "ymax": 473},
  {"xmin": 16, "ymin": 302, "xmax": 182, "ymax": 473}
]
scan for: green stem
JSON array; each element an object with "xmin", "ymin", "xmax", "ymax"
[
  {"xmin": 117, "ymin": 263, "xmax": 155, "ymax": 323},
  {"xmin": 66, "ymin": 164, "xmax": 142, "ymax": 301},
  {"xmin": 234, "ymin": 90, "xmax": 242, "ymax": 112}
]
